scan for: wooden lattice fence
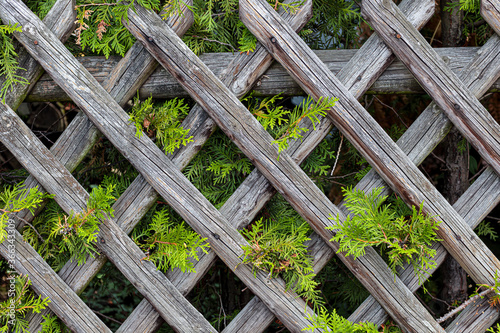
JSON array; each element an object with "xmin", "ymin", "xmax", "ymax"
[{"xmin": 0, "ymin": 0, "xmax": 500, "ymax": 332}]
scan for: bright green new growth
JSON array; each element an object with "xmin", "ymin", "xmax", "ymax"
[
  {"xmin": 0, "ymin": 275, "xmax": 51, "ymax": 333},
  {"xmin": 0, "ymin": 23, "xmax": 29, "ymax": 104},
  {"xmin": 0, "ymin": 182, "xmax": 49, "ymax": 243},
  {"xmin": 134, "ymin": 209, "xmax": 210, "ymax": 273},
  {"xmin": 240, "ymin": 218, "xmax": 324, "ymax": 310},
  {"xmin": 129, "ymin": 95, "xmax": 193, "ymax": 155},
  {"xmin": 329, "ymin": 187, "xmax": 441, "ymax": 286},
  {"xmin": 271, "ymin": 96, "xmax": 338, "ymax": 154},
  {"xmin": 303, "ymin": 307, "xmax": 379, "ymax": 332},
  {"xmin": 44, "ymin": 184, "xmax": 116, "ymax": 266}
]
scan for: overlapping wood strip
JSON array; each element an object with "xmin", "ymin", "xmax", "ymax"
[
  {"xmin": 123, "ymin": 2, "xmax": 445, "ymax": 332},
  {"xmin": 24, "ymin": 46, "xmax": 500, "ymax": 102},
  {"xmin": 0, "ymin": 1, "xmax": 327, "ymax": 331},
  {"xmin": 0, "ymin": 105, "xmax": 217, "ymax": 331},
  {"xmin": 482, "ymin": 0, "xmax": 500, "ymax": 36},
  {"xmin": 363, "ymin": 0, "xmax": 500, "ymax": 181},
  {"xmin": 240, "ymin": 0, "xmax": 500, "ymax": 297}
]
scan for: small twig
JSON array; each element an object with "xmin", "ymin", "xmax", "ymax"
[
  {"xmin": 487, "ymin": 216, "xmax": 500, "ymax": 222},
  {"xmin": 469, "ymin": 165, "xmax": 487, "ymax": 182},
  {"xmin": 436, "ymin": 289, "xmax": 492, "ymax": 324},
  {"xmin": 13, "ymin": 215, "xmax": 45, "ymax": 244},
  {"xmin": 75, "ymin": 3, "xmax": 116, "ymax": 8},
  {"xmin": 330, "ymin": 134, "xmax": 343, "ymax": 176},
  {"xmin": 373, "ymin": 96, "xmax": 408, "ymax": 129},
  {"xmin": 91, "ymin": 309, "xmax": 123, "ymax": 325},
  {"xmin": 430, "ymin": 20, "xmax": 441, "ymax": 46},
  {"xmin": 191, "ymin": 35, "xmax": 238, "ymax": 52}
]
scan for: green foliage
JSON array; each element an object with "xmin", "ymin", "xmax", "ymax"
[
  {"xmin": 302, "ymin": 0, "xmax": 363, "ymax": 49},
  {"xmin": 0, "ymin": 182, "xmax": 49, "ymax": 243},
  {"xmin": 41, "ymin": 184, "xmax": 115, "ymax": 267},
  {"xmin": 303, "ymin": 307, "xmax": 379, "ymax": 332},
  {"xmin": 476, "ymin": 270, "xmax": 500, "ymax": 308},
  {"xmin": 134, "ymin": 208, "xmax": 209, "ymax": 272},
  {"xmin": 240, "ymin": 217, "xmax": 324, "ymax": 310},
  {"xmin": 475, "ymin": 220, "xmax": 498, "ymax": 241},
  {"xmin": 487, "ymin": 324, "xmax": 500, "ymax": 333},
  {"xmin": 40, "ymin": 314, "xmax": 68, "ymax": 333},
  {"xmin": 74, "ymin": 0, "xmax": 161, "ymax": 58},
  {"xmin": 129, "ymin": 95, "xmax": 193, "ymax": 154},
  {"xmin": 444, "ymin": 0, "xmax": 492, "ymax": 45},
  {"xmin": 0, "ymin": 275, "xmax": 51, "ymax": 333},
  {"xmin": 0, "ymin": 23, "xmax": 29, "ymax": 104},
  {"xmin": 329, "ymin": 187, "xmax": 441, "ymax": 286},
  {"xmin": 271, "ymin": 96, "xmax": 338, "ymax": 154}
]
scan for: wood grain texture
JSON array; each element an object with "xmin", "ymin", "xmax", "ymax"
[
  {"xmin": 28, "ymin": 2, "xmax": 312, "ymax": 332},
  {"xmin": 0, "ymin": 104, "xmax": 216, "ymax": 332},
  {"xmin": 445, "ymin": 295, "xmax": 498, "ymax": 333},
  {"xmin": 0, "ymin": 0, "xmax": 75, "ymax": 110},
  {"xmin": 0, "ymin": 1, "xmax": 326, "ymax": 331},
  {"xmin": 26, "ymin": 46, "xmax": 500, "ymax": 102},
  {"xmin": 363, "ymin": 0, "xmax": 500, "ymax": 188},
  {"xmin": 240, "ymin": 0, "xmax": 500, "ymax": 297},
  {"xmin": 123, "ymin": 2, "xmax": 445, "ymax": 332},
  {"xmin": 482, "ymin": 0, "xmax": 500, "ymax": 36}
]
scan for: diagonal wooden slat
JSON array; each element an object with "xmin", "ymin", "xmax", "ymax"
[
  {"xmin": 0, "ymin": 1, "xmax": 325, "ymax": 331},
  {"xmin": 0, "ymin": 104, "xmax": 217, "ymax": 331},
  {"xmin": 0, "ymin": 0, "xmax": 75, "ymax": 110},
  {"xmin": 24, "ymin": 2, "xmax": 313, "ymax": 332},
  {"xmin": 482, "ymin": 0, "xmax": 500, "ymax": 36},
  {"xmin": 122, "ymin": 3, "xmax": 443, "ymax": 332},
  {"xmin": 19, "ymin": 5, "xmax": 195, "ymax": 331},
  {"xmin": 0, "ymin": 228, "xmax": 110, "ymax": 332},
  {"xmin": 240, "ymin": 0, "xmax": 500, "ymax": 294},
  {"xmin": 363, "ymin": 0, "xmax": 500, "ymax": 182}
]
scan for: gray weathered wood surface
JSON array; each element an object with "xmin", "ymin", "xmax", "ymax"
[
  {"xmin": 26, "ymin": 1, "xmax": 313, "ymax": 331},
  {"xmin": 0, "ymin": 0, "xmax": 75, "ymax": 110},
  {"xmin": 0, "ymin": 105, "xmax": 216, "ymax": 331},
  {"xmin": 482, "ymin": 0, "xmax": 500, "ymax": 36},
  {"xmin": 123, "ymin": 2, "xmax": 445, "ymax": 332},
  {"xmin": 20, "ymin": 5, "xmax": 195, "ymax": 331},
  {"xmin": 363, "ymin": 0, "xmax": 500, "ymax": 185},
  {"xmin": 240, "ymin": 0, "xmax": 500, "ymax": 295},
  {"xmin": 25, "ymin": 46, "xmax": 500, "ymax": 102},
  {"xmin": 1, "ymin": 1, "xmax": 328, "ymax": 331}
]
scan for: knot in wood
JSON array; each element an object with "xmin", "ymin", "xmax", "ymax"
[
  {"xmin": 357, "ymin": 75, "xmax": 362, "ymax": 81},
  {"xmin": 395, "ymin": 33, "xmax": 402, "ymax": 39},
  {"xmin": 212, "ymin": 233, "xmax": 220, "ymax": 240},
  {"xmin": 453, "ymin": 103, "xmax": 460, "ymax": 110},
  {"xmin": 148, "ymin": 37, "xmax": 153, "ymax": 42},
  {"xmin": 270, "ymin": 37, "xmax": 277, "ymax": 44}
]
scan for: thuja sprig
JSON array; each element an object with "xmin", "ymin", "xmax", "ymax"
[
  {"xmin": 303, "ymin": 307, "xmax": 379, "ymax": 333},
  {"xmin": 74, "ymin": 0, "xmax": 162, "ymax": 58},
  {"xmin": 272, "ymin": 96, "xmax": 338, "ymax": 154},
  {"xmin": 0, "ymin": 182, "xmax": 50, "ymax": 243},
  {"xmin": 134, "ymin": 209, "xmax": 209, "ymax": 273},
  {"xmin": 46, "ymin": 184, "xmax": 116, "ymax": 266},
  {"xmin": 0, "ymin": 23, "xmax": 29, "ymax": 104},
  {"xmin": 129, "ymin": 95, "xmax": 193, "ymax": 155},
  {"xmin": 328, "ymin": 187, "xmax": 441, "ymax": 286},
  {"xmin": 240, "ymin": 218, "xmax": 324, "ymax": 310},
  {"xmin": 0, "ymin": 275, "xmax": 51, "ymax": 333}
]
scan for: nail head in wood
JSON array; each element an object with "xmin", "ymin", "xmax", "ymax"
[{"xmin": 270, "ymin": 37, "xmax": 277, "ymax": 43}]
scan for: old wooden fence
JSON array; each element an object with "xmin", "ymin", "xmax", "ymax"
[{"xmin": 1, "ymin": 0, "xmax": 500, "ymax": 332}]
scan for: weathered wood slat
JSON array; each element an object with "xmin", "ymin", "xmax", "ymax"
[
  {"xmin": 363, "ymin": 0, "xmax": 500, "ymax": 187},
  {"xmin": 0, "ymin": 0, "xmax": 75, "ymax": 110},
  {"xmin": 240, "ymin": 0, "xmax": 500, "ymax": 296},
  {"xmin": 0, "ymin": 1, "xmax": 326, "ymax": 331},
  {"xmin": 0, "ymin": 228, "xmax": 110, "ymax": 332},
  {"xmin": 123, "ymin": 2, "xmax": 443, "ymax": 332},
  {"xmin": 445, "ymin": 295, "xmax": 498, "ymax": 333},
  {"xmin": 25, "ymin": 46, "xmax": 500, "ymax": 102},
  {"xmin": 0, "ymin": 105, "xmax": 217, "ymax": 332},
  {"xmin": 482, "ymin": 0, "xmax": 500, "ymax": 36}
]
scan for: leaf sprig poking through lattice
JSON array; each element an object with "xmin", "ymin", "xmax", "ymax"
[
  {"xmin": 240, "ymin": 218, "xmax": 324, "ymax": 310},
  {"xmin": 134, "ymin": 209, "xmax": 210, "ymax": 273},
  {"xmin": 303, "ymin": 307, "xmax": 379, "ymax": 332},
  {"xmin": 0, "ymin": 182, "xmax": 49, "ymax": 243},
  {"xmin": 129, "ymin": 95, "xmax": 193, "ymax": 155},
  {"xmin": 0, "ymin": 275, "xmax": 51, "ymax": 333},
  {"xmin": 329, "ymin": 187, "xmax": 441, "ymax": 287},
  {"xmin": 45, "ymin": 184, "xmax": 116, "ymax": 266},
  {"xmin": 0, "ymin": 23, "xmax": 29, "ymax": 104},
  {"xmin": 272, "ymin": 96, "xmax": 338, "ymax": 154}
]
